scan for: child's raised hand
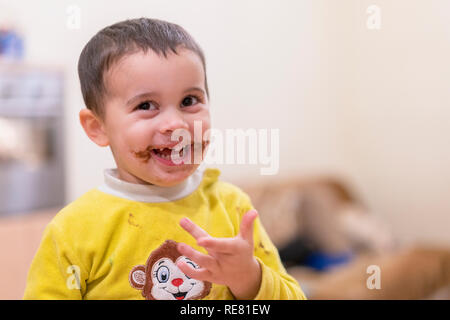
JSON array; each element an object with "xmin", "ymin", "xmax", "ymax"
[{"xmin": 177, "ymin": 210, "xmax": 262, "ymax": 300}]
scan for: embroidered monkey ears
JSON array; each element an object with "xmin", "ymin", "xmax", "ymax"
[{"xmin": 129, "ymin": 240, "xmax": 212, "ymax": 300}]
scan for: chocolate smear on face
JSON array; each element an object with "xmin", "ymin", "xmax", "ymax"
[
  {"xmin": 133, "ymin": 146, "xmax": 153, "ymax": 163},
  {"xmin": 132, "ymin": 141, "xmax": 210, "ymax": 164}
]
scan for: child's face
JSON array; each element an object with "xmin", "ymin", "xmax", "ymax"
[{"xmin": 100, "ymin": 48, "xmax": 210, "ymax": 186}]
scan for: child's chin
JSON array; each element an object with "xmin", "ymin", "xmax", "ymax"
[{"xmin": 149, "ymin": 165, "xmax": 198, "ymax": 187}]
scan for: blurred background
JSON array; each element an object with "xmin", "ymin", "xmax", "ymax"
[{"xmin": 0, "ymin": 0, "xmax": 449, "ymax": 299}]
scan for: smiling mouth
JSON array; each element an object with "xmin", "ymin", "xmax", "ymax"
[
  {"xmin": 172, "ymin": 291, "xmax": 188, "ymax": 300},
  {"xmin": 151, "ymin": 144, "xmax": 191, "ymax": 161},
  {"xmin": 133, "ymin": 141, "xmax": 209, "ymax": 165}
]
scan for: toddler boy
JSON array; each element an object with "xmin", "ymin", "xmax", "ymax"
[{"xmin": 23, "ymin": 18, "xmax": 306, "ymax": 300}]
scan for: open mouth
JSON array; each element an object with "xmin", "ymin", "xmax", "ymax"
[
  {"xmin": 172, "ymin": 291, "xmax": 188, "ymax": 300},
  {"xmin": 133, "ymin": 141, "xmax": 209, "ymax": 166},
  {"xmin": 151, "ymin": 144, "xmax": 191, "ymax": 161},
  {"xmin": 149, "ymin": 141, "xmax": 209, "ymax": 166}
]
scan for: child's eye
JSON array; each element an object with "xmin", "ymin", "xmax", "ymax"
[
  {"xmin": 135, "ymin": 101, "xmax": 157, "ymax": 111},
  {"xmin": 181, "ymin": 95, "xmax": 199, "ymax": 108}
]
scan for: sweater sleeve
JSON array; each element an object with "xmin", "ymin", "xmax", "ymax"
[
  {"xmin": 233, "ymin": 187, "xmax": 307, "ymax": 300},
  {"xmin": 252, "ymin": 217, "xmax": 307, "ymax": 300},
  {"xmin": 23, "ymin": 221, "xmax": 87, "ymax": 299}
]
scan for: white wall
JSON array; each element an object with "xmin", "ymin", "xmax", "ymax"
[
  {"xmin": 338, "ymin": 0, "xmax": 450, "ymax": 245},
  {"xmin": 1, "ymin": 0, "xmax": 449, "ymax": 245}
]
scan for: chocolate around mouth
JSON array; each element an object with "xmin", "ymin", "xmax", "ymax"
[
  {"xmin": 133, "ymin": 145, "xmax": 153, "ymax": 162},
  {"xmin": 133, "ymin": 141, "xmax": 209, "ymax": 163}
]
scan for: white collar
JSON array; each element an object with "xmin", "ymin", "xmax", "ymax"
[{"xmin": 97, "ymin": 167, "xmax": 205, "ymax": 203}]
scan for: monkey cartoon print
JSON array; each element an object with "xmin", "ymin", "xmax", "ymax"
[{"xmin": 129, "ymin": 240, "xmax": 212, "ymax": 300}]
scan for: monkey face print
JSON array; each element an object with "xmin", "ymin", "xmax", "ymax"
[
  {"xmin": 150, "ymin": 256, "xmax": 205, "ymax": 300},
  {"xmin": 129, "ymin": 240, "xmax": 212, "ymax": 300}
]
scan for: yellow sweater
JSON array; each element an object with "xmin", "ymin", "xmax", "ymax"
[{"xmin": 23, "ymin": 168, "xmax": 306, "ymax": 300}]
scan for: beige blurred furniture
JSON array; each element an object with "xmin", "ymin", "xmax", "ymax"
[
  {"xmin": 241, "ymin": 176, "xmax": 450, "ymax": 300},
  {"xmin": 287, "ymin": 246, "xmax": 450, "ymax": 299}
]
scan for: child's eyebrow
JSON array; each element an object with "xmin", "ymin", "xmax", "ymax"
[
  {"xmin": 126, "ymin": 92, "xmax": 157, "ymax": 106},
  {"xmin": 183, "ymin": 87, "xmax": 205, "ymax": 95},
  {"xmin": 126, "ymin": 87, "xmax": 205, "ymax": 106}
]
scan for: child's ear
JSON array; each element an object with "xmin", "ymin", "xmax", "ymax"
[{"xmin": 79, "ymin": 108, "xmax": 109, "ymax": 147}]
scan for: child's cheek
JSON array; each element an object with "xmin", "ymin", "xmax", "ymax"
[
  {"xmin": 188, "ymin": 113, "xmax": 211, "ymax": 142},
  {"xmin": 116, "ymin": 127, "xmax": 150, "ymax": 161},
  {"xmin": 126, "ymin": 121, "xmax": 155, "ymax": 144}
]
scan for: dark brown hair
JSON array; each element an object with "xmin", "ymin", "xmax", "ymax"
[{"xmin": 78, "ymin": 18, "xmax": 209, "ymax": 119}]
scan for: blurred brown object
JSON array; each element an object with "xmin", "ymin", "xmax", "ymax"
[
  {"xmin": 241, "ymin": 175, "xmax": 450, "ymax": 299},
  {"xmin": 288, "ymin": 246, "xmax": 450, "ymax": 299}
]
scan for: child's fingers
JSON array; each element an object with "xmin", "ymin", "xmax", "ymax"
[
  {"xmin": 177, "ymin": 243, "xmax": 217, "ymax": 271},
  {"xmin": 239, "ymin": 210, "xmax": 258, "ymax": 244},
  {"xmin": 176, "ymin": 261, "xmax": 211, "ymax": 282},
  {"xmin": 197, "ymin": 237, "xmax": 237, "ymax": 254},
  {"xmin": 179, "ymin": 217, "xmax": 210, "ymax": 241}
]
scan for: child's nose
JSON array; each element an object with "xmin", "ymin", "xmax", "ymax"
[
  {"xmin": 172, "ymin": 278, "xmax": 184, "ymax": 287},
  {"xmin": 158, "ymin": 109, "xmax": 189, "ymax": 133}
]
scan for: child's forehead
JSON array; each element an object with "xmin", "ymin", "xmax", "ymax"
[{"xmin": 105, "ymin": 48, "xmax": 206, "ymax": 98}]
